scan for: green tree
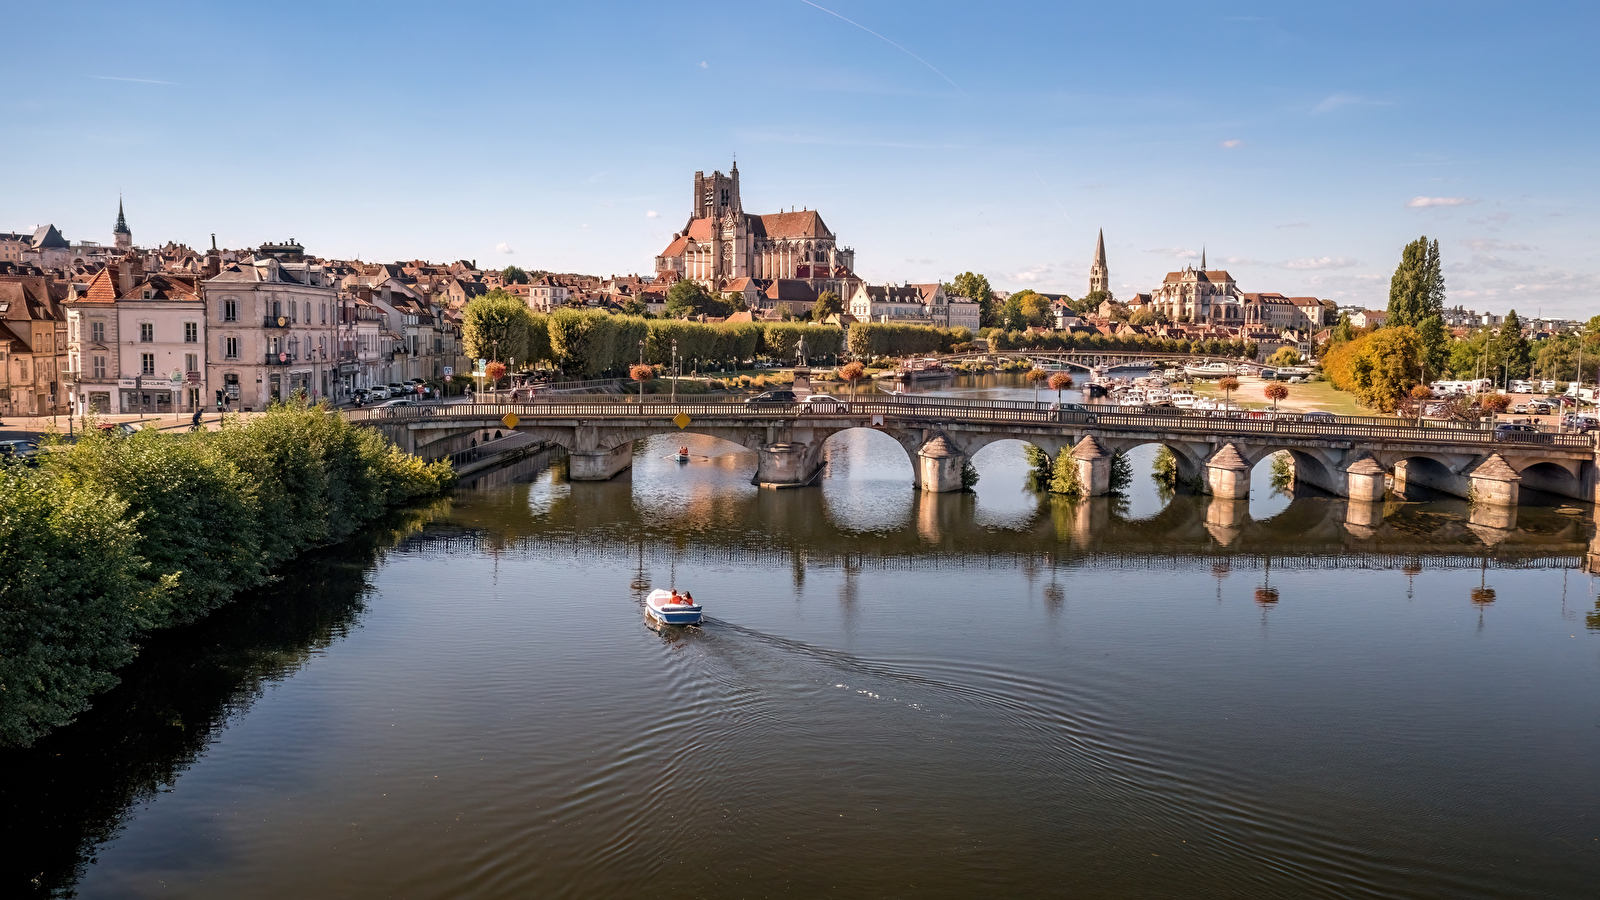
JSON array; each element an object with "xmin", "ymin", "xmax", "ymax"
[
  {"xmin": 665, "ymin": 279, "xmax": 718, "ymax": 319},
  {"xmin": 947, "ymin": 272, "xmax": 995, "ymax": 326},
  {"xmin": 1386, "ymin": 236, "xmax": 1448, "ymax": 376},
  {"xmin": 1267, "ymin": 347, "xmax": 1302, "ymax": 367},
  {"xmin": 1349, "ymin": 326, "xmax": 1424, "ymax": 411},
  {"xmin": 620, "ymin": 296, "xmax": 649, "ymax": 317},
  {"xmin": 502, "ymin": 265, "xmax": 529, "ymax": 284},
  {"xmin": 1331, "ymin": 313, "xmax": 1355, "ymax": 345},
  {"xmin": 1494, "ymin": 309, "xmax": 1531, "ymax": 383},
  {"xmin": 1049, "ymin": 446, "xmax": 1083, "ymax": 496},
  {"xmin": 811, "ymin": 290, "xmax": 843, "ymax": 323},
  {"xmin": 461, "ymin": 288, "xmax": 533, "ymax": 363}
]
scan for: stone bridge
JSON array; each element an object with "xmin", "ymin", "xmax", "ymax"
[{"xmin": 347, "ymin": 397, "xmax": 1598, "ymax": 507}]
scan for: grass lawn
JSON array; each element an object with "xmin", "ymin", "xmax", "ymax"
[{"xmin": 1190, "ymin": 377, "xmax": 1377, "ymax": 417}]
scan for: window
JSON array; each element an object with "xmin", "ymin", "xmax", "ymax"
[
  {"xmin": 290, "ymin": 300, "xmax": 298, "ymax": 323},
  {"xmin": 185, "ymin": 353, "xmax": 198, "ymax": 374},
  {"xmin": 223, "ymin": 299, "xmax": 237, "ymax": 322},
  {"xmin": 185, "ymin": 322, "xmax": 198, "ymax": 342},
  {"xmin": 141, "ymin": 353, "xmax": 155, "ymax": 376},
  {"xmin": 140, "ymin": 323, "xmax": 153, "ymax": 342},
  {"xmin": 92, "ymin": 355, "xmax": 106, "ymax": 379},
  {"xmin": 289, "ymin": 337, "xmax": 299, "ymax": 359},
  {"xmin": 320, "ymin": 302, "xmax": 326, "ymax": 324},
  {"xmin": 225, "ymin": 337, "xmax": 238, "ymax": 359},
  {"xmin": 91, "ymin": 320, "xmax": 105, "ymax": 342}
]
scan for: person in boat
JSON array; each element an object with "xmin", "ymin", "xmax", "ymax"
[{"xmin": 683, "ymin": 592, "xmax": 695, "ymax": 606}]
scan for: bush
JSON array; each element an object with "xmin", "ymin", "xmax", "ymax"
[{"xmin": 0, "ymin": 402, "xmax": 453, "ymax": 746}]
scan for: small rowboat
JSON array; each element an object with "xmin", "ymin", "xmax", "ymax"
[
  {"xmin": 676, "ymin": 446, "xmax": 689, "ymax": 462},
  {"xmin": 645, "ymin": 589, "xmax": 703, "ymax": 626}
]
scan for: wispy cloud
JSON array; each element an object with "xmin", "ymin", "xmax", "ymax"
[
  {"xmin": 1282, "ymin": 256, "xmax": 1358, "ymax": 270},
  {"xmin": 798, "ymin": 0, "xmax": 958, "ymax": 89},
  {"xmin": 1314, "ymin": 93, "xmax": 1389, "ymax": 113},
  {"xmin": 699, "ymin": 61, "xmax": 709, "ymax": 69},
  {"xmin": 1220, "ymin": 139, "xmax": 1243, "ymax": 149},
  {"xmin": 1219, "ymin": 256, "xmax": 1263, "ymax": 267},
  {"xmin": 1464, "ymin": 238, "xmax": 1532, "ymax": 253},
  {"xmin": 1406, "ymin": 196, "xmax": 1476, "ymax": 208},
  {"xmin": 1146, "ymin": 247, "xmax": 1199, "ymax": 260},
  {"xmin": 645, "ymin": 210, "xmax": 659, "ymax": 218},
  {"xmin": 89, "ymin": 75, "xmax": 176, "ymax": 85},
  {"xmin": 495, "ymin": 242, "xmax": 514, "ymax": 254},
  {"xmin": 1011, "ymin": 264, "xmax": 1053, "ymax": 284}
]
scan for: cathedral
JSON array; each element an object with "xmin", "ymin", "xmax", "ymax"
[{"xmin": 654, "ymin": 162, "xmax": 859, "ymax": 297}]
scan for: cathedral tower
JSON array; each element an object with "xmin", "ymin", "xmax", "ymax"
[
  {"xmin": 113, "ymin": 198, "xmax": 132, "ymax": 251},
  {"xmin": 1088, "ymin": 228, "xmax": 1109, "ymax": 297}
]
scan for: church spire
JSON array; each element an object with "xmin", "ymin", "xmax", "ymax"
[
  {"xmin": 114, "ymin": 197, "xmax": 130, "ymax": 235},
  {"xmin": 113, "ymin": 196, "xmax": 132, "ymax": 250},
  {"xmin": 1088, "ymin": 228, "xmax": 1110, "ymax": 298},
  {"xmin": 1094, "ymin": 228, "xmax": 1106, "ymax": 267},
  {"xmin": 1201, "ymin": 245, "xmax": 1207, "ymax": 271}
]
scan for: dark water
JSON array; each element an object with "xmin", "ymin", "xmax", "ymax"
[{"xmin": 6, "ymin": 381, "xmax": 1600, "ymax": 898}]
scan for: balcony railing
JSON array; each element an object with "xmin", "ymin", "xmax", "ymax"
[
  {"xmin": 265, "ymin": 353, "xmax": 292, "ymax": 366},
  {"xmin": 264, "ymin": 316, "xmax": 291, "ymax": 328}
]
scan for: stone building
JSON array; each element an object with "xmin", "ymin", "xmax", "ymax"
[
  {"xmin": 654, "ymin": 162, "xmax": 860, "ymax": 298},
  {"xmin": 1088, "ymin": 229, "xmax": 1111, "ymax": 298},
  {"xmin": 203, "ymin": 241, "xmax": 339, "ymax": 410},
  {"xmin": 64, "ymin": 256, "xmax": 205, "ymax": 414}
]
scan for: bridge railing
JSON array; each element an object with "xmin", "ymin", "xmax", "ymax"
[{"xmin": 344, "ymin": 397, "xmax": 1595, "ymax": 450}]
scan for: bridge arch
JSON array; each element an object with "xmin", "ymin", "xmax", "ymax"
[
  {"xmin": 1384, "ymin": 453, "xmax": 1465, "ymax": 500},
  {"xmin": 819, "ymin": 426, "xmax": 918, "ymax": 483},
  {"xmin": 1513, "ymin": 460, "xmax": 1585, "ymax": 501}
]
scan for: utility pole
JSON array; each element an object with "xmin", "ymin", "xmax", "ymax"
[{"xmin": 671, "ymin": 339, "xmax": 679, "ymax": 404}]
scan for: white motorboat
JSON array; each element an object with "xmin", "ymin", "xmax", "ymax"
[
  {"xmin": 1170, "ymin": 390, "xmax": 1199, "ymax": 408},
  {"xmin": 645, "ymin": 589, "xmax": 703, "ymax": 626},
  {"xmin": 1117, "ymin": 388, "xmax": 1148, "ymax": 407},
  {"xmin": 1183, "ymin": 361, "xmax": 1238, "ymax": 379}
]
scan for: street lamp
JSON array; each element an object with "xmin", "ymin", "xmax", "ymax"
[{"xmin": 671, "ymin": 339, "xmax": 678, "ymax": 404}]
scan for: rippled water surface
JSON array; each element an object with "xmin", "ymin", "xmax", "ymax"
[{"xmin": 6, "ymin": 379, "xmax": 1600, "ymax": 898}]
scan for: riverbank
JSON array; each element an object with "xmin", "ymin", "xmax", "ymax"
[{"xmin": 0, "ymin": 402, "xmax": 454, "ymax": 747}]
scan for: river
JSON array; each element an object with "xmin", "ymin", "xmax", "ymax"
[{"xmin": 5, "ymin": 376, "xmax": 1599, "ymax": 898}]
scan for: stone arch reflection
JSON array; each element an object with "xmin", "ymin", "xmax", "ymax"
[
  {"xmin": 819, "ymin": 428, "xmax": 916, "ymax": 533},
  {"xmin": 630, "ymin": 432, "xmax": 759, "ymax": 529}
]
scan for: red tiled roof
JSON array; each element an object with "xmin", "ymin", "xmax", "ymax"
[{"xmin": 756, "ymin": 210, "xmax": 829, "ymax": 239}]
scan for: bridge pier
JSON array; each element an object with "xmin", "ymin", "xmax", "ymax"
[
  {"xmin": 1073, "ymin": 436, "xmax": 1113, "ymax": 496},
  {"xmin": 917, "ymin": 435, "xmax": 967, "ymax": 493},
  {"xmin": 1345, "ymin": 457, "xmax": 1387, "ymax": 502},
  {"xmin": 1203, "ymin": 496, "xmax": 1249, "ymax": 546},
  {"xmin": 1468, "ymin": 454, "xmax": 1520, "ymax": 508},
  {"xmin": 1205, "ymin": 444, "xmax": 1251, "ymax": 499},
  {"xmin": 1343, "ymin": 499, "xmax": 1385, "ymax": 538},
  {"xmin": 755, "ymin": 440, "xmax": 826, "ymax": 488},
  {"xmin": 568, "ymin": 443, "xmax": 634, "ymax": 481}
]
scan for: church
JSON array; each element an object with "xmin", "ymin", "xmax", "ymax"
[{"xmin": 654, "ymin": 162, "xmax": 860, "ymax": 298}]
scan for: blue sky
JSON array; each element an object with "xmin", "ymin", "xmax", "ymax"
[{"xmin": 5, "ymin": 1, "xmax": 1597, "ymax": 315}]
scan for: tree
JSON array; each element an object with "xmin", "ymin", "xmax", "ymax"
[
  {"xmin": 1323, "ymin": 326, "xmax": 1424, "ymax": 412},
  {"xmin": 1480, "ymin": 392, "xmax": 1511, "ymax": 415},
  {"xmin": 1494, "ymin": 310, "xmax": 1531, "ymax": 384},
  {"xmin": 629, "ymin": 363, "xmax": 654, "ymax": 401},
  {"xmin": 840, "ymin": 360, "xmax": 865, "ymax": 400},
  {"xmin": 485, "ymin": 361, "xmax": 506, "ymax": 385},
  {"xmin": 1264, "ymin": 381, "xmax": 1288, "ymax": 412},
  {"xmin": 620, "ymin": 296, "xmax": 649, "ymax": 317},
  {"xmin": 461, "ymin": 289, "xmax": 533, "ymax": 364},
  {"xmin": 1027, "ymin": 367, "xmax": 1049, "ymax": 404},
  {"xmin": 1048, "ymin": 371, "xmax": 1074, "ymax": 403},
  {"xmin": 1331, "ymin": 312, "xmax": 1355, "ymax": 345},
  {"xmin": 948, "ymin": 272, "xmax": 994, "ymax": 326},
  {"xmin": 811, "ymin": 290, "xmax": 843, "ymax": 323},
  {"xmin": 1218, "ymin": 376, "xmax": 1240, "ymax": 407},
  {"xmin": 665, "ymin": 279, "xmax": 721, "ymax": 319},
  {"xmin": 1267, "ymin": 347, "xmax": 1302, "ymax": 367},
  {"xmin": 1049, "ymin": 446, "xmax": 1083, "ymax": 496},
  {"xmin": 502, "ymin": 265, "xmax": 530, "ymax": 284},
  {"xmin": 1387, "ymin": 236, "xmax": 1448, "ymax": 376}
]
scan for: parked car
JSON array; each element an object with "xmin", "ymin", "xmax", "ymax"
[
  {"xmin": 1299, "ymin": 411, "xmax": 1337, "ymax": 423},
  {"xmin": 0, "ymin": 439, "xmax": 40, "ymax": 465},
  {"xmin": 1512, "ymin": 402, "xmax": 1529, "ymax": 414},
  {"xmin": 96, "ymin": 422, "xmax": 141, "ymax": 436},
  {"xmin": 379, "ymin": 399, "xmax": 416, "ymax": 408},
  {"xmin": 366, "ymin": 386, "xmax": 391, "ymax": 400},
  {"xmin": 799, "ymin": 393, "xmax": 850, "ymax": 412},
  {"xmin": 1529, "ymin": 401, "xmax": 1554, "ymax": 414},
  {"xmin": 1493, "ymin": 422, "xmax": 1541, "ymax": 442},
  {"xmin": 745, "ymin": 389, "xmax": 798, "ymax": 406}
]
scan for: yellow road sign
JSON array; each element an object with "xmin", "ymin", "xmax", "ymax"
[
  {"xmin": 502, "ymin": 413, "xmax": 520, "ymax": 429},
  {"xmin": 673, "ymin": 412, "xmax": 691, "ymax": 429}
]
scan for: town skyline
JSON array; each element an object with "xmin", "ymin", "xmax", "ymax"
[{"xmin": 6, "ymin": 2, "xmax": 1597, "ymax": 315}]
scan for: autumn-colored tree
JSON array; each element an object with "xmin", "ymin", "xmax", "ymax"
[
  {"xmin": 1480, "ymin": 393, "xmax": 1511, "ymax": 415},
  {"xmin": 840, "ymin": 360, "xmax": 866, "ymax": 400},
  {"xmin": 1026, "ymin": 367, "xmax": 1050, "ymax": 404},
  {"xmin": 485, "ymin": 361, "xmax": 506, "ymax": 386},
  {"xmin": 1263, "ymin": 381, "xmax": 1288, "ymax": 412},
  {"xmin": 1218, "ymin": 376, "xmax": 1240, "ymax": 407},
  {"xmin": 1321, "ymin": 326, "xmax": 1424, "ymax": 412},
  {"xmin": 1048, "ymin": 371, "xmax": 1074, "ymax": 403},
  {"xmin": 630, "ymin": 363, "xmax": 654, "ymax": 402}
]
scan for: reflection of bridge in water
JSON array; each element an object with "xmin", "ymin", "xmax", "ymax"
[{"xmin": 416, "ymin": 463, "xmax": 1596, "ymax": 573}]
